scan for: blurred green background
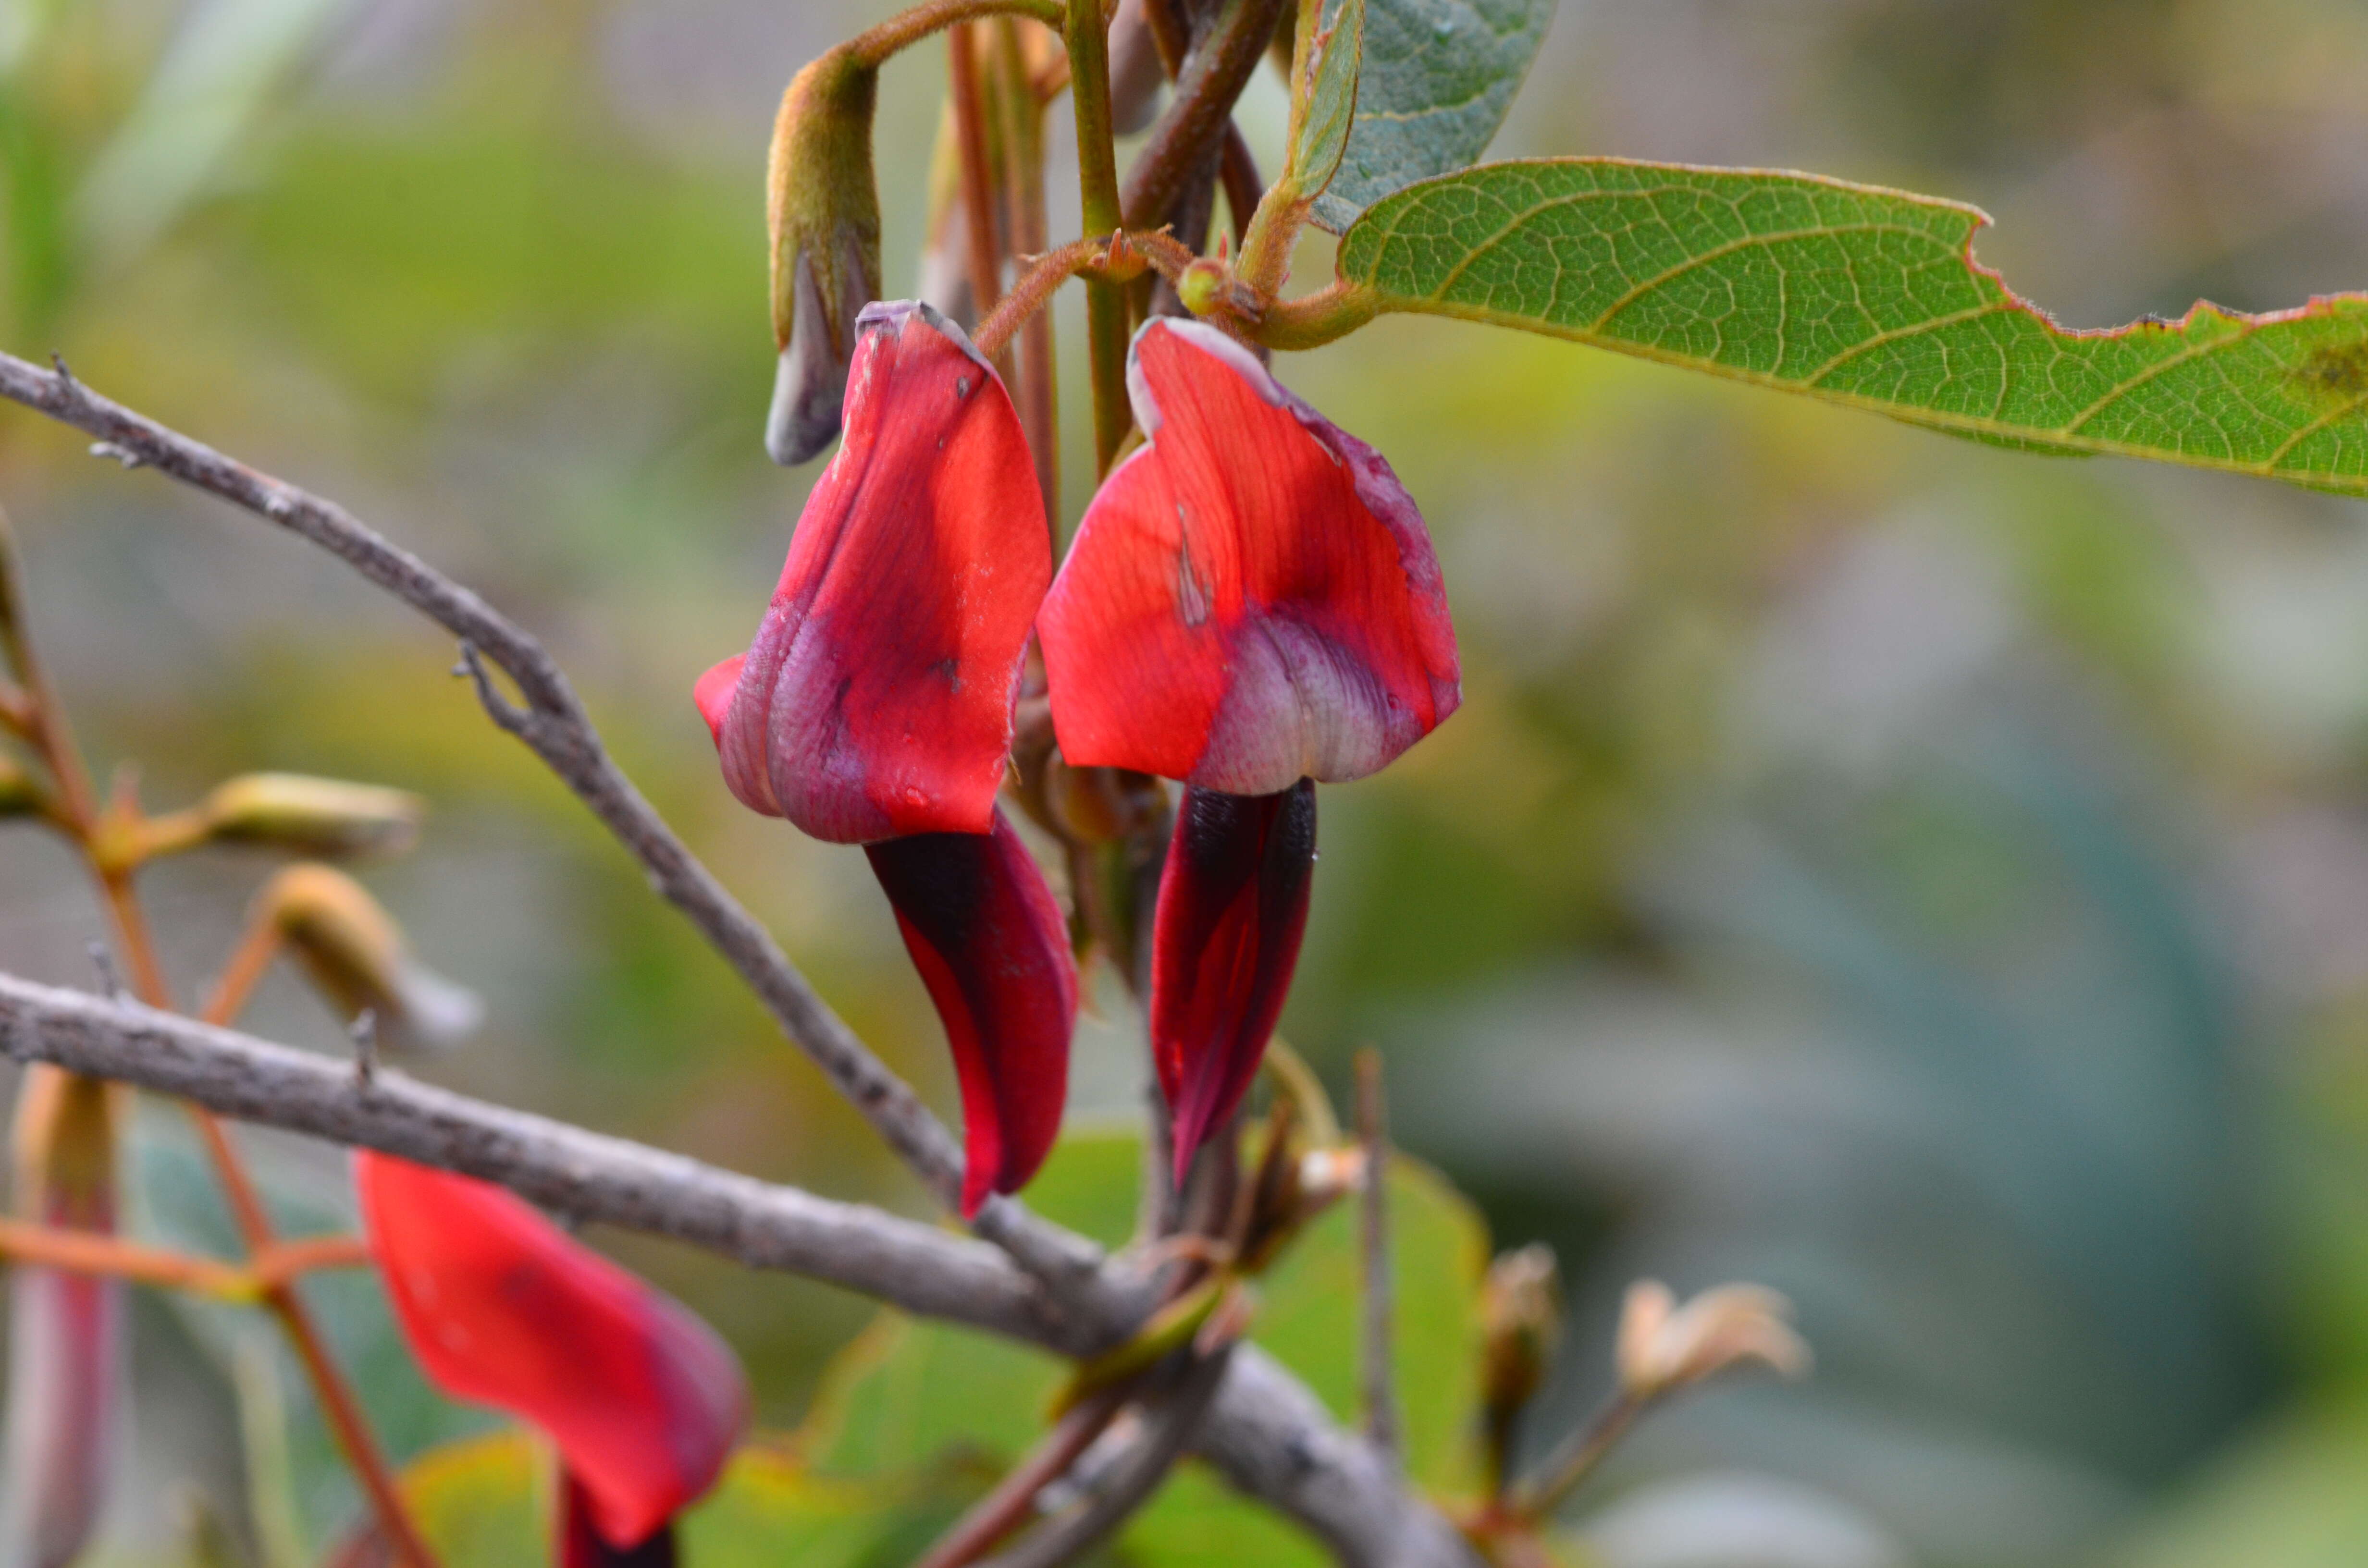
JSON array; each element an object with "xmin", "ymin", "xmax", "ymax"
[{"xmin": 7, "ymin": 0, "xmax": 2368, "ymax": 1563}]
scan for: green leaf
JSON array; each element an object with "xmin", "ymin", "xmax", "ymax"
[
  {"xmin": 1285, "ymin": 0, "xmax": 1363, "ymax": 205},
  {"xmin": 1334, "ymin": 158, "xmax": 2368, "ymax": 494},
  {"xmin": 1307, "ymin": 0, "xmax": 1557, "ymax": 234}
]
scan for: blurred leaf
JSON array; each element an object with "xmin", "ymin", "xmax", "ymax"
[
  {"xmin": 1308, "ymin": 0, "xmax": 1556, "ymax": 233},
  {"xmin": 0, "ymin": 19, "xmax": 74, "ymax": 333},
  {"xmin": 1334, "ymin": 159, "xmax": 2368, "ymax": 494},
  {"xmin": 2110, "ymin": 1404, "xmax": 2368, "ymax": 1568},
  {"xmin": 72, "ymin": 0, "xmax": 356, "ymax": 271}
]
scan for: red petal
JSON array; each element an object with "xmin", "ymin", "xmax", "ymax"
[
  {"xmin": 561, "ymin": 1472, "xmax": 678, "ymax": 1568},
  {"xmin": 864, "ymin": 806, "xmax": 1077, "ymax": 1216},
  {"xmin": 354, "ymin": 1153, "xmax": 748, "ymax": 1546},
  {"xmin": 711, "ymin": 301, "xmax": 1050, "ymax": 843},
  {"xmin": 692, "ymin": 654, "xmax": 744, "ymax": 746},
  {"xmin": 1150, "ymin": 780, "xmax": 1316, "ymax": 1177},
  {"xmin": 1038, "ymin": 320, "xmax": 1460, "ymax": 795}
]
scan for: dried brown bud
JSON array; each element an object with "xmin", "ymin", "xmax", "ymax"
[
  {"xmin": 766, "ymin": 49, "xmax": 884, "ymax": 466},
  {"xmin": 262, "ymin": 865, "xmax": 481, "ymax": 1049},
  {"xmin": 1480, "ymin": 1244, "xmax": 1563, "ymax": 1421},
  {"xmin": 1615, "ymin": 1279, "xmax": 1811, "ymax": 1402},
  {"xmin": 198, "ymin": 772, "xmax": 423, "ymax": 859}
]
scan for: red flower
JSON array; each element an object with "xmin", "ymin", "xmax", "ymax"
[
  {"xmin": 355, "ymin": 1152, "xmax": 748, "ymax": 1561},
  {"xmin": 700, "ymin": 300, "xmax": 1051, "ymax": 844},
  {"xmin": 866, "ymin": 807, "xmax": 1078, "ymax": 1216},
  {"xmin": 1036, "ymin": 318, "xmax": 1459, "ymax": 796},
  {"xmin": 1037, "ymin": 319, "xmax": 1459, "ymax": 1171},
  {"xmin": 698, "ymin": 300, "xmax": 1075, "ymax": 1214}
]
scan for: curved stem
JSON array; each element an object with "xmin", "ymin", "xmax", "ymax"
[
  {"xmin": 848, "ymin": 0, "xmax": 1066, "ymax": 68},
  {"xmin": 1248, "ymin": 278, "xmax": 1381, "ymax": 350}
]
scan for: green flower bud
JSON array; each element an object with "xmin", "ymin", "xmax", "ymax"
[
  {"xmin": 198, "ymin": 772, "xmax": 424, "ymax": 859},
  {"xmin": 1480, "ymin": 1244, "xmax": 1562, "ymax": 1428},
  {"xmin": 765, "ymin": 49, "xmax": 884, "ymax": 466},
  {"xmin": 263, "ymin": 865, "xmax": 481, "ymax": 1049}
]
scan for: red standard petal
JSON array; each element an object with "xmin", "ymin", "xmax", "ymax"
[
  {"xmin": 1038, "ymin": 319, "xmax": 1460, "ymax": 796},
  {"xmin": 1151, "ymin": 780, "xmax": 1316, "ymax": 1177},
  {"xmin": 707, "ymin": 300, "xmax": 1050, "ymax": 843},
  {"xmin": 354, "ymin": 1152, "xmax": 749, "ymax": 1548},
  {"xmin": 864, "ymin": 805, "xmax": 1078, "ymax": 1216}
]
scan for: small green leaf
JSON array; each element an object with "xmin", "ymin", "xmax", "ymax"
[
  {"xmin": 1308, "ymin": 0, "xmax": 1557, "ymax": 234},
  {"xmin": 1334, "ymin": 158, "xmax": 2368, "ymax": 494},
  {"xmin": 1286, "ymin": 0, "xmax": 1363, "ymax": 204}
]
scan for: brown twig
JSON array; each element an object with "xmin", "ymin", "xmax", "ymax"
[
  {"xmin": 0, "ymin": 348, "xmax": 1101, "ymax": 1287},
  {"xmin": 0, "ymin": 975, "xmax": 1485, "ymax": 1566},
  {"xmin": 846, "ymin": 0, "xmax": 1067, "ymax": 67},
  {"xmin": 0, "ymin": 1215, "xmax": 254, "ymax": 1298},
  {"xmin": 947, "ymin": 22, "xmax": 1011, "ymax": 380},
  {"xmin": 975, "ymin": 1344, "xmax": 1236, "ymax": 1568},
  {"xmin": 1355, "ymin": 1048, "xmax": 1398, "ymax": 1471},
  {"xmin": 1504, "ymin": 1391, "xmax": 1643, "ymax": 1522},
  {"xmin": 992, "ymin": 17, "xmax": 1060, "ymax": 516},
  {"xmin": 1119, "ymin": 0, "xmax": 1290, "ymax": 229}
]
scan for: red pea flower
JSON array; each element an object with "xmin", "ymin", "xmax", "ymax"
[
  {"xmin": 1036, "ymin": 318, "xmax": 1458, "ymax": 797},
  {"xmin": 1037, "ymin": 319, "xmax": 1459, "ymax": 1171},
  {"xmin": 697, "ymin": 300, "xmax": 1076, "ymax": 1214},
  {"xmin": 355, "ymin": 1152, "xmax": 748, "ymax": 1565},
  {"xmin": 701, "ymin": 299, "xmax": 1050, "ymax": 844}
]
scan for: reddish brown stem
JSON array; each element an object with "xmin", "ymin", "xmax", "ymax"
[
  {"xmin": 948, "ymin": 22, "xmax": 1013, "ymax": 384},
  {"xmin": 910, "ymin": 1380, "xmax": 1136, "ymax": 1568}
]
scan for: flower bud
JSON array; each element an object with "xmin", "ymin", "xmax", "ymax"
[
  {"xmin": 1615, "ymin": 1279, "xmax": 1811, "ymax": 1403},
  {"xmin": 1480, "ymin": 1245, "xmax": 1562, "ymax": 1432},
  {"xmin": 766, "ymin": 49, "xmax": 884, "ymax": 466},
  {"xmin": 0, "ymin": 1069, "xmax": 125, "ymax": 1568},
  {"xmin": 197, "ymin": 772, "xmax": 423, "ymax": 859},
  {"xmin": 262, "ymin": 865, "xmax": 482, "ymax": 1049},
  {"xmin": 0, "ymin": 754, "xmax": 43, "ymax": 819}
]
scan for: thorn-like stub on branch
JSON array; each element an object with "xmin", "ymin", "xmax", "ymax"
[
  {"xmin": 455, "ymin": 642, "xmax": 531, "ymax": 735},
  {"xmin": 87, "ymin": 442, "xmax": 144, "ymax": 470},
  {"xmin": 350, "ymin": 1008, "xmax": 379, "ymax": 1087},
  {"xmin": 85, "ymin": 943, "xmax": 126, "ymax": 1002}
]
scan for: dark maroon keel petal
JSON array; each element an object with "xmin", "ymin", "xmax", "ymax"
[
  {"xmin": 1150, "ymin": 780, "xmax": 1317, "ymax": 1180},
  {"xmin": 561, "ymin": 1472, "xmax": 678, "ymax": 1568},
  {"xmin": 864, "ymin": 807, "xmax": 1079, "ymax": 1216}
]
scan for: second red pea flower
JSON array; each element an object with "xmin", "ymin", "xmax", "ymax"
[{"xmin": 700, "ymin": 307, "xmax": 1457, "ymax": 1208}]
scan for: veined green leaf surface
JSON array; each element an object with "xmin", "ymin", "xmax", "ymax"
[
  {"xmin": 1308, "ymin": 0, "xmax": 1555, "ymax": 233},
  {"xmin": 1335, "ymin": 159, "xmax": 2368, "ymax": 494}
]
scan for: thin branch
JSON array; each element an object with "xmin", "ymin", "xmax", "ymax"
[
  {"xmin": 847, "ymin": 0, "xmax": 1068, "ymax": 66},
  {"xmin": 0, "ymin": 347, "xmax": 1098, "ymax": 1286},
  {"xmin": 1355, "ymin": 1048, "xmax": 1398, "ymax": 1470},
  {"xmin": 911, "ymin": 1379, "xmax": 1136, "ymax": 1568},
  {"xmin": 1504, "ymin": 1391, "xmax": 1643, "ymax": 1521},
  {"xmin": 0, "ymin": 973, "xmax": 1113, "ymax": 1352},
  {"xmin": 0, "ymin": 1214, "xmax": 256, "ymax": 1298},
  {"xmin": 1118, "ymin": 0, "xmax": 1290, "ymax": 230},
  {"xmin": 0, "ymin": 972, "xmax": 1482, "ymax": 1565},
  {"xmin": 976, "ymin": 1345, "xmax": 1234, "ymax": 1568}
]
